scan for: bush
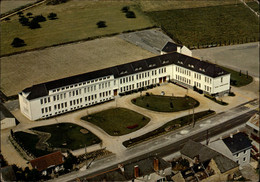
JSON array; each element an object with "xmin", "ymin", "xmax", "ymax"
[
  {"xmin": 19, "ymin": 16, "xmax": 29, "ymax": 26},
  {"xmin": 228, "ymin": 92, "xmax": 235, "ymax": 96},
  {"xmin": 46, "ymin": 0, "xmax": 69, "ymax": 5},
  {"xmin": 29, "ymin": 19, "xmax": 41, "ymax": 29},
  {"xmin": 121, "ymin": 6, "xmax": 129, "ymax": 13},
  {"xmin": 4, "ymin": 17, "xmax": 10, "ymax": 21},
  {"xmin": 33, "ymin": 15, "xmax": 46, "ymax": 22},
  {"xmin": 48, "ymin": 12, "xmax": 58, "ymax": 20},
  {"xmin": 26, "ymin": 12, "xmax": 33, "ymax": 17},
  {"xmin": 96, "ymin": 21, "xmax": 107, "ymax": 28},
  {"xmin": 126, "ymin": 11, "xmax": 136, "ymax": 18},
  {"xmin": 11, "ymin": 38, "xmax": 26, "ymax": 47}
]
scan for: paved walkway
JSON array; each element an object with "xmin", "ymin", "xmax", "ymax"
[{"xmin": 1, "ymin": 79, "xmax": 258, "ymax": 168}]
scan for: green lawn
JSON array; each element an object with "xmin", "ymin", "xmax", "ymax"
[
  {"xmin": 1, "ymin": 1, "xmax": 153, "ymax": 55},
  {"xmin": 32, "ymin": 123, "xmax": 101, "ymax": 150},
  {"xmin": 132, "ymin": 95, "xmax": 199, "ymax": 112},
  {"xmin": 13, "ymin": 131, "xmax": 50, "ymax": 157},
  {"xmin": 220, "ymin": 66, "xmax": 253, "ymax": 87},
  {"xmin": 246, "ymin": 2, "xmax": 260, "ymax": 13},
  {"xmin": 81, "ymin": 107, "xmax": 150, "ymax": 136},
  {"xmin": 146, "ymin": 3, "xmax": 259, "ymax": 47},
  {"xmin": 123, "ymin": 110, "xmax": 215, "ymax": 147}
]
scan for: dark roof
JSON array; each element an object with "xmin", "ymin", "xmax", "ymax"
[
  {"xmin": 181, "ymin": 140, "xmax": 238, "ymax": 173},
  {"xmin": 0, "ymin": 166, "xmax": 16, "ymax": 181},
  {"xmin": 161, "ymin": 42, "xmax": 182, "ymax": 53},
  {"xmin": 30, "ymin": 151, "xmax": 64, "ymax": 171},
  {"xmin": 23, "ymin": 52, "xmax": 229, "ymax": 100},
  {"xmin": 86, "ymin": 168, "xmax": 126, "ymax": 182},
  {"xmin": 0, "ymin": 102, "xmax": 14, "ymax": 120},
  {"xmin": 223, "ymin": 132, "xmax": 252, "ymax": 154}
]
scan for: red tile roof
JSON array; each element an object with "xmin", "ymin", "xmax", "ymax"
[{"xmin": 30, "ymin": 151, "xmax": 64, "ymax": 171}]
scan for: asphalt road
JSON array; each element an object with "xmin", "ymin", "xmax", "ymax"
[{"xmin": 73, "ymin": 108, "xmax": 258, "ymax": 181}]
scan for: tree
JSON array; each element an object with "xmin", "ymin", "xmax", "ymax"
[
  {"xmin": 29, "ymin": 19, "xmax": 41, "ymax": 29},
  {"xmin": 125, "ymin": 11, "xmax": 136, "ymax": 18},
  {"xmin": 26, "ymin": 12, "xmax": 33, "ymax": 17},
  {"xmin": 64, "ymin": 151, "xmax": 78, "ymax": 171},
  {"xmin": 33, "ymin": 15, "xmax": 46, "ymax": 22},
  {"xmin": 11, "ymin": 38, "xmax": 26, "ymax": 47},
  {"xmin": 121, "ymin": 6, "xmax": 129, "ymax": 13},
  {"xmin": 48, "ymin": 12, "xmax": 58, "ymax": 20},
  {"xmin": 19, "ymin": 16, "xmax": 29, "ymax": 26},
  {"xmin": 46, "ymin": 0, "xmax": 69, "ymax": 5},
  {"xmin": 4, "ymin": 17, "xmax": 10, "ymax": 21},
  {"xmin": 96, "ymin": 21, "xmax": 107, "ymax": 28},
  {"xmin": 17, "ymin": 11, "xmax": 23, "ymax": 17}
]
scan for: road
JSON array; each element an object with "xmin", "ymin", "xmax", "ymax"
[{"xmin": 52, "ymin": 99, "xmax": 258, "ymax": 182}]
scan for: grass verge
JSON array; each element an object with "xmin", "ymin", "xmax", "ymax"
[
  {"xmin": 204, "ymin": 94, "xmax": 228, "ymax": 105},
  {"xmin": 146, "ymin": 3, "xmax": 259, "ymax": 47},
  {"xmin": 123, "ymin": 110, "xmax": 215, "ymax": 147},
  {"xmin": 32, "ymin": 123, "xmax": 101, "ymax": 150},
  {"xmin": 132, "ymin": 94, "xmax": 199, "ymax": 112},
  {"xmin": 81, "ymin": 107, "xmax": 150, "ymax": 136}
]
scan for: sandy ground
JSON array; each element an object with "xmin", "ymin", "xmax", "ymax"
[
  {"xmin": 1, "ymin": 80, "xmax": 258, "ymax": 168},
  {"xmin": 0, "ymin": 36, "xmax": 155, "ymax": 96}
]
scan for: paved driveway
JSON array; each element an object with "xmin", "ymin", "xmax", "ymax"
[{"xmin": 192, "ymin": 42, "xmax": 259, "ymax": 78}]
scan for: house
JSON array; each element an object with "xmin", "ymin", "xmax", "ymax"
[
  {"xmin": 161, "ymin": 41, "xmax": 192, "ymax": 57},
  {"xmin": 0, "ymin": 103, "xmax": 17, "ymax": 129},
  {"xmin": 85, "ymin": 157, "xmax": 171, "ymax": 181},
  {"xmin": 179, "ymin": 140, "xmax": 240, "ymax": 182},
  {"xmin": 0, "ymin": 165, "xmax": 16, "ymax": 182},
  {"xmin": 30, "ymin": 151, "xmax": 64, "ymax": 176},
  {"xmin": 19, "ymin": 52, "xmax": 230, "ymax": 120},
  {"xmin": 222, "ymin": 132, "xmax": 252, "ymax": 166}
]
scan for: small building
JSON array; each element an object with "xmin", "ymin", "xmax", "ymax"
[
  {"xmin": 223, "ymin": 132, "xmax": 252, "ymax": 166},
  {"xmin": 179, "ymin": 140, "xmax": 240, "ymax": 182},
  {"xmin": 0, "ymin": 103, "xmax": 17, "ymax": 130},
  {"xmin": 161, "ymin": 41, "xmax": 192, "ymax": 57},
  {"xmin": 85, "ymin": 157, "xmax": 171, "ymax": 181},
  {"xmin": 30, "ymin": 151, "xmax": 64, "ymax": 176}
]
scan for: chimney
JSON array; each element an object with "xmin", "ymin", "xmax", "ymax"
[
  {"xmin": 153, "ymin": 158, "xmax": 159, "ymax": 172},
  {"xmin": 134, "ymin": 165, "xmax": 139, "ymax": 178},
  {"xmin": 118, "ymin": 164, "xmax": 124, "ymax": 173}
]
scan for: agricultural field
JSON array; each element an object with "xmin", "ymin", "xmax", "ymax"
[
  {"xmin": 139, "ymin": 0, "xmax": 244, "ymax": 12},
  {"xmin": 0, "ymin": 0, "xmax": 37, "ymax": 14},
  {"xmin": 246, "ymin": 1, "xmax": 260, "ymax": 13},
  {"xmin": 81, "ymin": 107, "xmax": 150, "ymax": 136},
  {"xmin": 0, "ymin": 0, "xmax": 153, "ymax": 55},
  {"xmin": 0, "ymin": 36, "xmax": 155, "ymax": 97},
  {"xmin": 146, "ymin": 3, "xmax": 259, "ymax": 47}
]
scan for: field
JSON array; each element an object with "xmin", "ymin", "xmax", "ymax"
[
  {"xmin": 132, "ymin": 95, "xmax": 199, "ymax": 112},
  {"xmin": 246, "ymin": 1, "xmax": 260, "ymax": 13},
  {"xmin": 81, "ymin": 107, "xmax": 150, "ymax": 136},
  {"xmin": 0, "ymin": 0, "xmax": 36, "ymax": 14},
  {"xmin": 146, "ymin": 3, "xmax": 259, "ymax": 47},
  {"xmin": 123, "ymin": 110, "xmax": 215, "ymax": 147},
  {"xmin": 139, "ymin": 0, "xmax": 242, "ymax": 12},
  {"xmin": 0, "ymin": 36, "xmax": 155, "ymax": 97},
  {"xmin": 0, "ymin": 0, "xmax": 153, "ymax": 55}
]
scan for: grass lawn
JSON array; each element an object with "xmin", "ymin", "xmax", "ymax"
[
  {"xmin": 246, "ymin": 2, "xmax": 260, "ymax": 13},
  {"xmin": 123, "ymin": 110, "xmax": 215, "ymax": 147},
  {"xmin": 13, "ymin": 131, "xmax": 50, "ymax": 157},
  {"xmin": 1, "ymin": 1, "xmax": 153, "ymax": 55},
  {"xmin": 132, "ymin": 95, "xmax": 199, "ymax": 112},
  {"xmin": 32, "ymin": 123, "xmax": 101, "ymax": 150},
  {"xmin": 146, "ymin": 3, "xmax": 259, "ymax": 47},
  {"xmin": 81, "ymin": 107, "xmax": 150, "ymax": 136},
  {"xmin": 220, "ymin": 66, "xmax": 253, "ymax": 87}
]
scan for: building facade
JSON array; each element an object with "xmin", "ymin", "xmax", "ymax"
[{"xmin": 19, "ymin": 52, "xmax": 230, "ymax": 120}]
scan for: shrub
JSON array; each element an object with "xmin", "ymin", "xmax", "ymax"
[
  {"xmin": 19, "ymin": 16, "xmax": 29, "ymax": 26},
  {"xmin": 46, "ymin": 0, "xmax": 69, "ymax": 5},
  {"xmin": 26, "ymin": 12, "xmax": 33, "ymax": 17},
  {"xmin": 11, "ymin": 38, "xmax": 26, "ymax": 47},
  {"xmin": 121, "ymin": 6, "xmax": 129, "ymax": 13},
  {"xmin": 33, "ymin": 15, "xmax": 46, "ymax": 22},
  {"xmin": 228, "ymin": 92, "xmax": 236, "ymax": 96},
  {"xmin": 146, "ymin": 92, "xmax": 150, "ymax": 96},
  {"xmin": 126, "ymin": 11, "xmax": 136, "ymax": 18},
  {"xmin": 4, "ymin": 17, "xmax": 10, "ymax": 21},
  {"xmin": 48, "ymin": 12, "xmax": 58, "ymax": 20},
  {"xmin": 96, "ymin": 21, "xmax": 107, "ymax": 28},
  {"xmin": 28, "ymin": 19, "xmax": 41, "ymax": 29},
  {"xmin": 17, "ymin": 11, "xmax": 23, "ymax": 17}
]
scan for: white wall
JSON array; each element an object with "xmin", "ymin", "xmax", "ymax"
[
  {"xmin": 232, "ymin": 148, "xmax": 251, "ymax": 166},
  {"xmin": 212, "ymin": 74, "xmax": 230, "ymax": 94},
  {"xmin": 1, "ymin": 118, "xmax": 16, "ymax": 129},
  {"xmin": 180, "ymin": 46, "xmax": 192, "ymax": 57}
]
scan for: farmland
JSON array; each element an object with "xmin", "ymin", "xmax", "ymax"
[
  {"xmin": 0, "ymin": 36, "xmax": 155, "ymax": 97},
  {"xmin": 0, "ymin": 0, "xmax": 153, "ymax": 55},
  {"xmin": 146, "ymin": 3, "xmax": 259, "ymax": 47}
]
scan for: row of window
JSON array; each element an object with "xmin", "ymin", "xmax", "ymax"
[
  {"xmin": 99, "ymin": 91, "xmax": 111, "ymax": 98},
  {"xmin": 176, "ymin": 75, "xmax": 191, "ymax": 85},
  {"xmin": 53, "ymin": 93, "xmax": 66, "ymax": 101},
  {"xmin": 176, "ymin": 66, "xmax": 191, "ymax": 76},
  {"xmin": 40, "ymin": 97, "xmax": 50, "ymax": 104},
  {"xmin": 194, "ymin": 73, "xmax": 201, "ymax": 80},
  {"xmin": 54, "ymin": 102, "xmax": 67, "ymax": 110},
  {"xmin": 52, "ymin": 76, "xmax": 111, "ymax": 93},
  {"xmin": 194, "ymin": 81, "xmax": 201, "ymax": 88},
  {"xmin": 205, "ymin": 77, "xmax": 212, "ymax": 84},
  {"xmin": 204, "ymin": 85, "xmax": 212, "ymax": 92},
  {"xmin": 41, "ymin": 106, "xmax": 51, "ymax": 114}
]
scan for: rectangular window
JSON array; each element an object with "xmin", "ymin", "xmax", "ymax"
[
  {"xmin": 48, "ymin": 97, "xmax": 50, "ymax": 103},
  {"xmin": 70, "ymin": 101, "xmax": 72, "ymax": 106},
  {"xmin": 64, "ymin": 93, "xmax": 66, "ymax": 99},
  {"xmin": 40, "ymin": 99, "xmax": 43, "ymax": 104},
  {"xmin": 49, "ymin": 106, "xmax": 51, "ymax": 111},
  {"xmin": 60, "ymin": 94, "xmax": 63, "ymax": 99},
  {"xmin": 61, "ymin": 103, "xmax": 64, "ymax": 108},
  {"xmin": 44, "ymin": 98, "xmax": 47, "ymax": 103},
  {"xmin": 41, "ymin": 108, "xmax": 44, "ymax": 113},
  {"xmin": 221, "ymin": 77, "xmax": 223, "ymax": 83},
  {"xmin": 58, "ymin": 104, "xmax": 60, "ymax": 109},
  {"xmin": 65, "ymin": 102, "xmax": 67, "ymax": 107}
]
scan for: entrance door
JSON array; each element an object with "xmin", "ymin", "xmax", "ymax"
[
  {"xmin": 163, "ymin": 76, "xmax": 166, "ymax": 82},
  {"xmin": 113, "ymin": 89, "xmax": 118, "ymax": 96},
  {"xmin": 159, "ymin": 78, "xmax": 163, "ymax": 83}
]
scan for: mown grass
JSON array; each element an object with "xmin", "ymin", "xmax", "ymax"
[
  {"xmin": 132, "ymin": 95, "xmax": 199, "ymax": 112},
  {"xmin": 220, "ymin": 66, "xmax": 253, "ymax": 87},
  {"xmin": 81, "ymin": 107, "xmax": 150, "ymax": 136},
  {"xmin": 123, "ymin": 110, "xmax": 215, "ymax": 147},
  {"xmin": 32, "ymin": 123, "xmax": 101, "ymax": 150},
  {"xmin": 246, "ymin": 1, "xmax": 260, "ymax": 13},
  {"xmin": 146, "ymin": 3, "xmax": 259, "ymax": 47},
  {"xmin": 0, "ymin": 1, "xmax": 153, "ymax": 55},
  {"xmin": 13, "ymin": 131, "xmax": 50, "ymax": 157}
]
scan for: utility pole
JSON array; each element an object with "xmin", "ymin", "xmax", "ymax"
[
  {"xmin": 192, "ymin": 105, "xmax": 195, "ymax": 128},
  {"xmin": 206, "ymin": 130, "xmax": 209, "ymax": 145}
]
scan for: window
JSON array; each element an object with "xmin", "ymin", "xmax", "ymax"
[
  {"xmin": 40, "ymin": 99, "xmax": 43, "ymax": 104},
  {"xmin": 48, "ymin": 97, "xmax": 50, "ymax": 103},
  {"xmin": 53, "ymin": 96, "xmax": 56, "ymax": 101},
  {"xmin": 221, "ymin": 77, "xmax": 223, "ymax": 83},
  {"xmin": 243, "ymin": 157, "xmax": 246, "ymax": 162},
  {"xmin": 41, "ymin": 108, "xmax": 44, "ymax": 114},
  {"xmin": 49, "ymin": 106, "xmax": 51, "ymax": 111}
]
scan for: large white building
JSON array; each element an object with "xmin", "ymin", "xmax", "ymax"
[{"xmin": 19, "ymin": 52, "xmax": 230, "ymax": 120}]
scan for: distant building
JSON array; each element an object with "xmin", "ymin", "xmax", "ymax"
[
  {"xmin": 19, "ymin": 52, "xmax": 230, "ymax": 120},
  {"xmin": 179, "ymin": 140, "xmax": 241, "ymax": 182},
  {"xmin": 161, "ymin": 41, "xmax": 192, "ymax": 57},
  {"xmin": 30, "ymin": 151, "xmax": 64, "ymax": 176},
  {"xmin": 0, "ymin": 103, "xmax": 17, "ymax": 129},
  {"xmin": 223, "ymin": 132, "xmax": 252, "ymax": 166},
  {"xmin": 85, "ymin": 157, "xmax": 171, "ymax": 181}
]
